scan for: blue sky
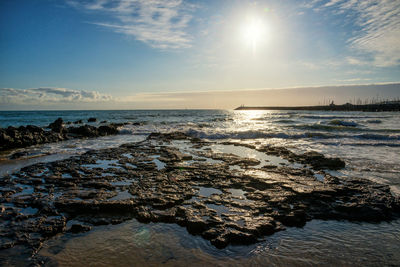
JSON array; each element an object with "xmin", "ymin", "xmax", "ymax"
[{"xmin": 0, "ymin": 0, "xmax": 399, "ymax": 109}]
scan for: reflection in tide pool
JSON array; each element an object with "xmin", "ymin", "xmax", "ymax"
[{"xmin": 38, "ymin": 218, "xmax": 400, "ymax": 266}]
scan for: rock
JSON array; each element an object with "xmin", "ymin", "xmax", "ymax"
[
  {"xmin": 74, "ymin": 119, "xmax": 83, "ymax": 124},
  {"xmin": 48, "ymin": 118, "xmax": 65, "ymax": 133},
  {"xmin": 10, "ymin": 151, "xmax": 29, "ymax": 159},
  {"xmin": 0, "ymin": 124, "xmax": 65, "ymax": 151},
  {"xmin": 98, "ymin": 125, "xmax": 119, "ymax": 136},
  {"xmin": 69, "ymin": 224, "xmax": 92, "ymax": 233},
  {"xmin": 1, "ymin": 121, "xmax": 121, "ymax": 152},
  {"xmin": 88, "ymin": 118, "xmax": 97, "ymax": 122},
  {"xmin": 301, "ymin": 151, "xmax": 345, "ymax": 170},
  {"xmin": 186, "ymin": 217, "xmax": 208, "ymax": 234},
  {"xmin": 67, "ymin": 125, "xmax": 98, "ymax": 137}
]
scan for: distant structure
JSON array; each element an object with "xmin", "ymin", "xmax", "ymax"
[{"xmin": 235, "ymin": 100, "xmax": 400, "ymax": 112}]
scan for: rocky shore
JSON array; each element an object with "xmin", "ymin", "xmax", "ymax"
[
  {"xmin": 1, "ymin": 132, "xmax": 399, "ymax": 264},
  {"xmin": 0, "ymin": 118, "xmax": 122, "ymax": 152}
]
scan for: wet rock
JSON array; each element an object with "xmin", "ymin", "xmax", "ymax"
[
  {"xmin": 67, "ymin": 125, "xmax": 98, "ymax": 137},
  {"xmin": 0, "ymin": 125, "xmax": 65, "ymax": 151},
  {"xmin": 301, "ymin": 151, "xmax": 345, "ymax": 170},
  {"xmin": 257, "ymin": 145, "xmax": 345, "ymax": 170},
  {"xmin": 186, "ymin": 217, "xmax": 208, "ymax": 234},
  {"xmin": 66, "ymin": 124, "xmax": 119, "ymax": 138},
  {"xmin": 48, "ymin": 118, "xmax": 65, "ymax": 133},
  {"xmin": 10, "ymin": 151, "xmax": 29, "ymax": 159},
  {"xmin": 98, "ymin": 125, "xmax": 119, "ymax": 136},
  {"xmin": 74, "ymin": 119, "xmax": 83, "ymax": 124},
  {"xmin": 69, "ymin": 224, "xmax": 92, "ymax": 233},
  {"xmin": 88, "ymin": 118, "xmax": 97, "ymax": 122}
]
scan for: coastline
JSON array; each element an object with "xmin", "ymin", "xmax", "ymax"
[{"xmin": 235, "ymin": 102, "xmax": 400, "ymax": 112}]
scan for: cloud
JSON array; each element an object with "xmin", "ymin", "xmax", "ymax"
[
  {"xmin": 0, "ymin": 87, "xmax": 113, "ymax": 106},
  {"xmin": 1, "ymin": 84, "xmax": 399, "ymax": 110},
  {"xmin": 308, "ymin": 0, "xmax": 400, "ymax": 67},
  {"xmin": 68, "ymin": 0, "xmax": 195, "ymax": 49}
]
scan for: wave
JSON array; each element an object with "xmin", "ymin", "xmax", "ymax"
[
  {"xmin": 185, "ymin": 129, "xmax": 335, "ymax": 140},
  {"xmin": 185, "ymin": 129, "xmax": 400, "ymax": 142},
  {"xmin": 299, "ymin": 115, "xmax": 389, "ymax": 120},
  {"xmin": 321, "ymin": 142, "xmax": 400, "ymax": 147},
  {"xmin": 275, "ymin": 119, "xmax": 297, "ymax": 124},
  {"xmin": 356, "ymin": 133, "xmax": 400, "ymax": 141},
  {"xmin": 291, "ymin": 123, "xmax": 400, "ymax": 133},
  {"xmin": 328, "ymin": 120, "xmax": 359, "ymax": 127},
  {"xmin": 365, "ymin": 119, "xmax": 382, "ymax": 124},
  {"xmin": 291, "ymin": 124, "xmax": 359, "ymax": 131}
]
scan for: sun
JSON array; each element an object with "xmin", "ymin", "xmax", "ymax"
[{"xmin": 241, "ymin": 17, "xmax": 268, "ymax": 52}]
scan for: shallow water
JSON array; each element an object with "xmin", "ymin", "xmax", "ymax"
[
  {"xmin": 38, "ymin": 218, "xmax": 400, "ymax": 267},
  {"xmin": 1, "ymin": 109, "xmax": 400, "ymax": 265}
]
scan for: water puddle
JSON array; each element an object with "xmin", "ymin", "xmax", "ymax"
[
  {"xmin": 122, "ymin": 153, "xmax": 134, "ymax": 159},
  {"xmin": 198, "ymin": 187, "xmax": 222, "ymax": 197},
  {"xmin": 101, "ymin": 172, "xmax": 116, "ymax": 177},
  {"xmin": 211, "ymin": 144, "xmax": 290, "ymax": 167},
  {"xmin": 229, "ymin": 165, "xmax": 242, "ymax": 171},
  {"xmin": 20, "ymin": 207, "xmax": 38, "ymax": 215},
  {"xmin": 61, "ymin": 173, "xmax": 73, "ymax": 179},
  {"xmin": 228, "ymin": 188, "xmax": 245, "ymax": 198},
  {"xmin": 206, "ymin": 203, "xmax": 230, "ymax": 216},
  {"xmin": 12, "ymin": 185, "xmax": 34, "ymax": 197},
  {"xmin": 109, "ymin": 190, "xmax": 133, "ymax": 201},
  {"xmin": 82, "ymin": 159, "xmax": 121, "ymax": 170},
  {"xmin": 111, "ymin": 179, "xmax": 135, "ymax": 186},
  {"xmin": 314, "ymin": 173, "xmax": 325, "ymax": 182},
  {"xmin": 150, "ymin": 155, "xmax": 166, "ymax": 170},
  {"xmin": 124, "ymin": 163, "xmax": 137, "ymax": 169}
]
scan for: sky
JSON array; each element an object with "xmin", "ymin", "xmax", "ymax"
[{"xmin": 0, "ymin": 0, "xmax": 399, "ymax": 109}]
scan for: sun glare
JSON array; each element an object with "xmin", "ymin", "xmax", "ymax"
[{"xmin": 241, "ymin": 17, "xmax": 268, "ymax": 53}]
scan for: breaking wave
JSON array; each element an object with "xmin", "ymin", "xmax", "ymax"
[
  {"xmin": 185, "ymin": 129, "xmax": 400, "ymax": 142},
  {"xmin": 328, "ymin": 120, "xmax": 359, "ymax": 127}
]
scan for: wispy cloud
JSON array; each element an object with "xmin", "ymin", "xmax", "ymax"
[
  {"xmin": 308, "ymin": 0, "xmax": 400, "ymax": 67},
  {"xmin": 68, "ymin": 0, "xmax": 195, "ymax": 49},
  {"xmin": 0, "ymin": 87, "xmax": 113, "ymax": 105}
]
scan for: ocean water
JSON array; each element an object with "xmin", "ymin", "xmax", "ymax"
[{"xmin": 1, "ymin": 109, "xmax": 400, "ymax": 265}]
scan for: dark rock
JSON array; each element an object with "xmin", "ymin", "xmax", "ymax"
[
  {"xmin": 69, "ymin": 224, "xmax": 92, "ymax": 233},
  {"xmin": 48, "ymin": 118, "xmax": 65, "ymax": 133},
  {"xmin": 186, "ymin": 217, "xmax": 208, "ymax": 234},
  {"xmin": 98, "ymin": 125, "xmax": 119, "ymax": 136},
  {"xmin": 74, "ymin": 120, "xmax": 83, "ymax": 124},
  {"xmin": 88, "ymin": 118, "xmax": 97, "ymax": 122},
  {"xmin": 10, "ymin": 151, "xmax": 29, "ymax": 159},
  {"xmin": 67, "ymin": 125, "xmax": 98, "ymax": 137},
  {"xmin": 301, "ymin": 151, "xmax": 345, "ymax": 170}
]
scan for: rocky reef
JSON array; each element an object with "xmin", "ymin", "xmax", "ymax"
[
  {"xmin": 0, "ymin": 132, "xmax": 399, "ymax": 264},
  {"xmin": 0, "ymin": 118, "xmax": 121, "ymax": 152}
]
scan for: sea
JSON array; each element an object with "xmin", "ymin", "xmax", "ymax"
[{"xmin": 1, "ymin": 109, "xmax": 399, "ymax": 266}]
